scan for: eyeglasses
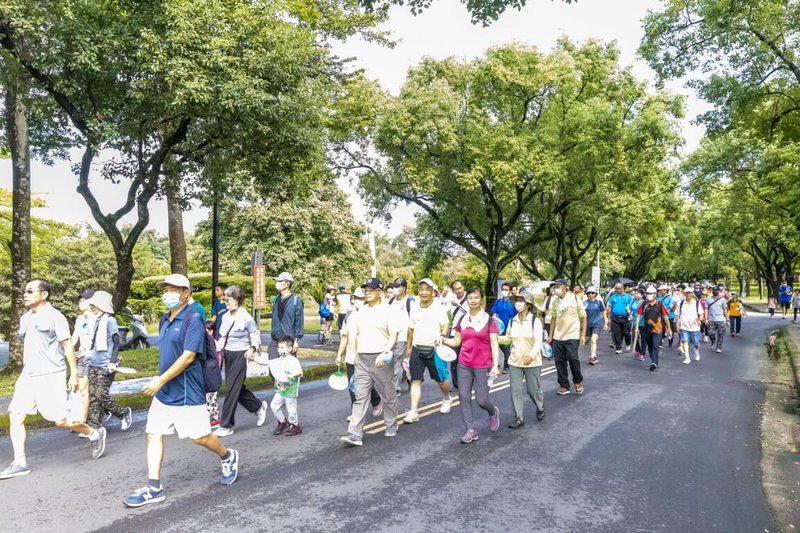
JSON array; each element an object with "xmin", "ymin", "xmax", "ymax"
[{"xmin": 24, "ymin": 289, "xmax": 43, "ymax": 294}]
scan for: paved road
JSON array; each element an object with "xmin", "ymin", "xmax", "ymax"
[{"xmin": 0, "ymin": 314, "xmax": 781, "ymax": 532}]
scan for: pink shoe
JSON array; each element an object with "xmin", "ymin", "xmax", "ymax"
[{"xmin": 489, "ymin": 406, "xmax": 500, "ymax": 432}]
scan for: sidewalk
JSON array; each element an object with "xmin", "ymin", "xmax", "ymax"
[{"xmin": 0, "ymin": 354, "xmax": 337, "ymax": 415}]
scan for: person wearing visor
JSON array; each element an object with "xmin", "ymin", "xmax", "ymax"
[{"xmin": 635, "ymin": 286, "xmax": 673, "ymax": 371}]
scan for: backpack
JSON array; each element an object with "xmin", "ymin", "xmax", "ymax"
[
  {"xmin": 389, "ymin": 295, "xmax": 415, "ymax": 315},
  {"xmin": 160, "ymin": 306, "xmax": 222, "ymax": 393},
  {"xmin": 318, "ymin": 298, "xmax": 334, "ymax": 320}
]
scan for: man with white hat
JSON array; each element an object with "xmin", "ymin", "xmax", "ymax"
[
  {"xmin": 123, "ymin": 273, "xmax": 239, "ymax": 508},
  {"xmin": 403, "ymin": 278, "xmax": 453, "ymax": 423},
  {"xmin": 270, "ymin": 272, "xmax": 304, "ymax": 360},
  {"xmin": 0, "ymin": 279, "xmax": 107, "ymax": 480},
  {"xmin": 84, "ymin": 291, "xmax": 132, "ymax": 431}
]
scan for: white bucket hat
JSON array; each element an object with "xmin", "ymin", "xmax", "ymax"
[{"xmin": 88, "ymin": 291, "xmax": 115, "ymax": 315}]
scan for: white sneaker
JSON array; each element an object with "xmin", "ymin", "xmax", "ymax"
[
  {"xmin": 440, "ymin": 397, "xmax": 452, "ymax": 414},
  {"xmin": 215, "ymin": 427, "xmax": 234, "ymax": 437},
  {"xmin": 346, "ymin": 415, "xmax": 352, "ymax": 422},
  {"xmin": 120, "ymin": 407, "xmax": 133, "ymax": 431},
  {"xmin": 255, "ymin": 400, "xmax": 268, "ymax": 427},
  {"xmin": 716, "ymin": 348, "xmax": 722, "ymax": 353},
  {"xmin": 403, "ymin": 410, "xmax": 419, "ymax": 424},
  {"xmin": 682, "ymin": 356, "xmax": 690, "ymax": 365},
  {"xmin": 372, "ymin": 402, "xmax": 383, "ymax": 417},
  {"xmin": 694, "ymin": 349, "xmax": 700, "ymax": 361}
]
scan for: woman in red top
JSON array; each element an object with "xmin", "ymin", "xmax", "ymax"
[{"xmin": 441, "ymin": 287, "xmax": 501, "ymax": 443}]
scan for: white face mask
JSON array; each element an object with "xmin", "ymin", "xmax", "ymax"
[
  {"xmin": 646, "ymin": 294, "xmax": 656, "ymax": 301},
  {"xmin": 391, "ymin": 288, "xmax": 401, "ymax": 298},
  {"xmin": 501, "ymin": 290, "xmax": 510, "ymax": 299},
  {"xmin": 514, "ymin": 302, "xmax": 526, "ymax": 312},
  {"xmin": 275, "ymin": 282, "xmax": 283, "ymax": 291},
  {"xmin": 162, "ymin": 292, "xmax": 182, "ymax": 310},
  {"xmin": 277, "ymin": 346, "xmax": 290, "ymax": 357},
  {"xmin": 553, "ymin": 287, "xmax": 563, "ymax": 297},
  {"xmin": 353, "ymin": 300, "xmax": 364, "ymax": 310}
]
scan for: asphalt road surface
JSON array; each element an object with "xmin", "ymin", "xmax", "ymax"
[{"xmin": 0, "ymin": 314, "xmax": 781, "ymax": 532}]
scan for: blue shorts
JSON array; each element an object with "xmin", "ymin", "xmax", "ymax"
[{"xmin": 680, "ymin": 330, "xmax": 701, "ymax": 345}]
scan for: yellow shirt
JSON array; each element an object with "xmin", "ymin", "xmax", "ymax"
[
  {"xmin": 353, "ymin": 302, "xmax": 402, "ymax": 354},
  {"xmin": 550, "ymin": 293, "xmax": 586, "ymax": 341},
  {"xmin": 508, "ymin": 312, "xmax": 543, "ymax": 368},
  {"xmin": 729, "ymin": 300, "xmax": 744, "ymax": 317}
]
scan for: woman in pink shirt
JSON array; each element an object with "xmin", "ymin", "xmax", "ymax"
[{"xmin": 441, "ymin": 287, "xmax": 501, "ymax": 443}]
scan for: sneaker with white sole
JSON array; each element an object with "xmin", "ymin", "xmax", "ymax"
[
  {"xmin": 123, "ymin": 484, "xmax": 165, "ymax": 508},
  {"xmin": 556, "ymin": 388, "xmax": 571, "ymax": 395},
  {"xmin": 682, "ymin": 356, "xmax": 691, "ymax": 364},
  {"xmin": 403, "ymin": 410, "xmax": 419, "ymax": 424},
  {"xmin": 384, "ymin": 424, "xmax": 398, "ymax": 437},
  {"xmin": 220, "ymin": 449, "xmax": 239, "ymax": 486},
  {"xmin": 256, "ymin": 401, "xmax": 268, "ymax": 427},
  {"xmin": 440, "ymin": 397, "xmax": 452, "ymax": 414},
  {"xmin": 0, "ymin": 461, "xmax": 30, "ymax": 479},
  {"xmin": 120, "ymin": 407, "xmax": 133, "ymax": 432},
  {"xmin": 488, "ymin": 406, "xmax": 500, "ymax": 432},
  {"xmin": 694, "ymin": 349, "xmax": 700, "ymax": 361},
  {"xmin": 372, "ymin": 402, "xmax": 383, "ymax": 418},
  {"xmin": 91, "ymin": 427, "xmax": 107, "ymax": 459},
  {"xmin": 716, "ymin": 348, "xmax": 722, "ymax": 353},
  {"xmin": 460, "ymin": 429, "xmax": 479, "ymax": 443},
  {"xmin": 215, "ymin": 427, "xmax": 234, "ymax": 437},
  {"xmin": 340, "ymin": 433, "xmax": 363, "ymax": 447}
]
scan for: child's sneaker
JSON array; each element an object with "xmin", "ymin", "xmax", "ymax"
[
  {"xmin": 284, "ymin": 423, "xmax": 302, "ymax": 436},
  {"xmin": 273, "ymin": 419, "xmax": 289, "ymax": 435}
]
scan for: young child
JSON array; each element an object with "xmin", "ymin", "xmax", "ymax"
[
  {"xmin": 630, "ymin": 288, "xmax": 645, "ymax": 361},
  {"xmin": 205, "ymin": 320, "xmax": 221, "ymax": 429},
  {"xmin": 792, "ymin": 290, "xmax": 800, "ymax": 323},
  {"xmin": 271, "ymin": 336, "xmax": 303, "ymax": 436},
  {"xmin": 767, "ymin": 295, "xmax": 777, "ymax": 318}
]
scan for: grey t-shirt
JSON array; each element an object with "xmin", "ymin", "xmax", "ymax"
[
  {"xmin": 705, "ymin": 296, "xmax": 728, "ymax": 322},
  {"xmin": 19, "ymin": 303, "xmax": 72, "ymax": 376}
]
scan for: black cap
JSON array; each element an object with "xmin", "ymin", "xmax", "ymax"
[
  {"xmin": 361, "ymin": 277, "xmax": 384, "ymax": 290},
  {"xmin": 552, "ymin": 278, "xmax": 568, "ymax": 286},
  {"xmin": 389, "ymin": 277, "xmax": 408, "ymax": 289},
  {"xmin": 712, "ymin": 285, "xmax": 721, "ymax": 291},
  {"xmin": 80, "ymin": 289, "xmax": 95, "ymax": 300}
]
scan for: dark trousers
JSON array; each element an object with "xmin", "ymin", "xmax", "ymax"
[
  {"xmin": 500, "ymin": 343, "xmax": 511, "ymax": 370},
  {"xmin": 87, "ymin": 366, "xmax": 126, "ymax": 428},
  {"xmin": 553, "ymin": 339, "xmax": 582, "ymax": 389},
  {"xmin": 611, "ymin": 315, "xmax": 631, "ymax": 350},
  {"xmin": 346, "ymin": 362, "xmax": 380, "ymax": 407},
  {"xmin": 450, "ymin": 347, "xmax": 461, "ymax": 388},
  {"xmin": 730, "ymin": 316, "xmax": 742, "ymax": 334},
  {"xmin": 221, "ymin": 349, "xmax": 262, "ymax": 429},
  {"xmin": 667, "ymin": 319, "xmax": 676, "ymax": 347},
  {"xmin": 643, "ymin": 332, "xmax": 662, "ymax": 365}
]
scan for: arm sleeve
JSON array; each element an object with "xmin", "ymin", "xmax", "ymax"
[
  {"xmin": 55, "ymin": 313, "xmax": 72, "ymax": 343},
  {"xmin": 294, "ymin": 296, "xmax": 305, "ymax": 339},
  {"xmin": 247, "ymin": 316, "xmax": 261, "ymax": 349},
  {"xmin": 183, "ymin": 315, "xmax": 205, "ymax": 355}
]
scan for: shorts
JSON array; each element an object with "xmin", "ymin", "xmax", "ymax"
[
  {"xmin": 586, "ymin": 326, "xmax": 602, "ymax": 338},
  {"xmin": 781, "ymin": 300, "xmax": 791, "ymax": 310},
  {"xmin": 409, "ymin": 346, "xmax": 443, "ymax": 383},
  {"xmin": 145, "ymin": 396, "xmax": 212, "ymax": 440},
  {"xmin": 680, "ymin": 330, "xmax": 701, "ymax": 345},
  {"xmin": 8, "ymin": 371, "xmax": 69, "ymax": 422},
  {"xmin": 77, "ymin": 362, "xmax": 89, "ymax": 378}
]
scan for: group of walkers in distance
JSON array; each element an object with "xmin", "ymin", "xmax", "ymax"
[{"xmin": 0, "ymin": 270, "xmax": 786, "ymax": 508}]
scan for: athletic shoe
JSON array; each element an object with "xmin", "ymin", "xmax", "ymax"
[
  {"xmin": 556, "ymin": 388, "xmax": 571, "ymax": 395},
  {"xmin": 215, "ymin": 427, "xmax": 235, "ymax": 437},
  {"xmin": 340, "ymin": 433, "xmax": 363, "ymax": 447},
  {"xmin": 403, "ymin": 410, "xmax": 419, "ymax": 424},
  {"xmin": 91, "ymin": 427, "xmax": 107, "ymax": 459},
  {"xmin": 220, "ymin": 449, "xmax": 239, "ymax": 486},
  {"xmin": 650, "ymin": 363, "xmax": 657, "ymax": 371},
  {"xmin": 0, "ymin": 461, "xmax": 30, "ymax": 479},
  {"xmin": 210, "ymin": 418, "xmax": 221, "ymax": 428},
  {"xmin": 384, "ymin": 424, "xmax": 398, "ymax": 438},
  {"xmin": 625, "ymin": 344, "xmax": 632, "ymax": 352},
  {"xmin": 716, "ymin": 348, "xmax": 722, "ymax": 353},
  {"xmin": 346, "ymin": 415, "xmax": 352, "ymax": 422},
  {"xmin": 273, "ymin": 420, "xmax": 289, "ymax": 436},
  {"xmin": 575, "ymin": 384, "xmax": 584, "ymax": 395},
  {"xmin": 120, "ymin": 407, "xmax": 133, "ymax": 432},
  {"xmin": 440, "ymin": 396, "xmax": 452, "ymax": 414},
  {"xmin": 489, "ymin": 406, "xmax": 500, "ymax": 432},
  {"xmin": 682, "ymin": 356, "xmax": 691, "ymax": 365},
  {"xmin": 372, "ymin": 402, "xmax": 383, "ymax": 418},
  {"xmin": 637, "ymin": 354, "xmax": 645, "ymax": 362},
  {"xmin": 103, "ymin": 412, "xmax": 113, "ymax": 424},
  {"xmin": 536, "ymin": 410, "xmax": 545, "ymax": 421},
  {"xmin": 694, "ymin": 349, "xmax": 700, "ymax": 361},
  {"xmin": 615, "ymin": 350, "xmax": 622, "ymax": 355},
  {"xmin": 256, "ymin": 401, "xmax": 268, "ymax": 427},
  {"xmin": 508, "ymin": 417, "xmax": 524, "ymax": 429},
  {"xmin": 460, "ymin": 429, "xmax": 479, "ymax": 443},
  {"xmin": 609, "ymin": 343, "xmax": 616, "ymax": 349},
  {"xmin": 284, "ymin": 423, "xmax": 302, "ymax": 436},
  {"xmin": 123, "ymin": 484, "xmax": 165, "ymax": 508}
]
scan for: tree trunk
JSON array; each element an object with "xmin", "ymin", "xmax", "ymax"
[
  {"xmin": 758, "ymin": 277, "xmax": 763, "ymax": 300},
  {"xmin": 113, "ymin": 251, "xmax": 136, "ymax": 313},
  {"xmin": 484, "ymin": 263, "xmax": 500, "ymax": 312},
  {"xmin": 4, "ymin": 71, "xmax": 30, "ymax": 373},
  {"xmin": 166, "ymin": 187, "xmax": 187, "ymax": 276}
]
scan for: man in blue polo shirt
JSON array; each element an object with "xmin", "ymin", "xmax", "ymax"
[
  {"xmin": 123, "ymin": 273, "xmax": 239, "ymax": 508},
  {"xmin": 779, "ymin": 279, "xmax": 794, "ymax": 319},
  {"xmin": 492, "ymin": 282, "xmax": 517, "ymax": 372},
  {"xmin": 605, "ymin": 283, "xmax": 633, "ymax": 354},
  {"xmin": 657, "ymin": 285, "xmax": 674, "ymax": 349}
]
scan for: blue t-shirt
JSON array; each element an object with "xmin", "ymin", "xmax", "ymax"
[
  {"xmin": 780, "ymin": 285, "xmax": 793, "ymax": 303},
  {"xmin": 658, "ymin": 295, "xmax": 674, "ymax": 319},
  {"xmin": 584, "ymin": 299, "xmax": 606, "ymax": 328},
  {"xmin": 608, "ymin": 292, "xmax": 634, "ymax": 316},
  {"xmin": 630, "ymin": 299, "xmax": 645, "ymax": 327},
  {"xmin": 491, "ymin": 298, "xmax": 517, "ymax": 329},
  {"xmin": 211, "ymin": 300, "xmax": 227, "ymax": 336},
  {"xmin": 156, "ymin": 305, "xmax": 206, "ymax": 407}
]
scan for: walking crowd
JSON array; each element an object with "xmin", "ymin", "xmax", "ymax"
[{"xmin": 0, "ymin": 271, "xmax": 778, "ymax": 509}]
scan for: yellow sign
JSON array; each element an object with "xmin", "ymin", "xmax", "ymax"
[{"xmin": 252, "ymin": 265, "xmax": 266, "ymax": 309}]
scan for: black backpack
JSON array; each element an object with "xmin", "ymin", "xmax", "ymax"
[{"xmin": 159, "ymin": 306, "xmax": 221, "ymax": 393}]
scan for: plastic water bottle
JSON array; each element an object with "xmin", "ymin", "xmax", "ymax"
[{"xmin": 487, "ymin": 374, "xmax": 496, "ymax": 387}]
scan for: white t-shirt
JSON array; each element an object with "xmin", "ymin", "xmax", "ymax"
[
  {"xmin": 677, "ymin": 298, "xmax": 702, "ymax": 332},
  {"xmin": 335, "ymin": 293, "xmax": 351, "ymax": 315},
  {"xmin": 409, "ymin": 300, "xmax": 450, "ymax": 346},
  {"xmin": 340, "ymin": 310, "xmax": 358, "ymax": 365},
  {"xmin": 389, "ymin": 295, "xmax": 412, "ymax": 341},
  {"xmin": 354, "ymin": 302, "xmax": 403, "ymax": 354}
]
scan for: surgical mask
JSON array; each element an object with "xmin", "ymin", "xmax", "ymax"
[
  {"xmin": 391, "ymin": 288, "xmax": 401, "ymax": 298},
  {"xmin": 277, "ymin": 346, "xmax": 290, "ymax": 357},
  {"xmin": 514, "ymin": 302, "xmax": 526, "ymax": 312},
  {"xmin": 353, "ymin": 300, "xmax": 364, "ymax": 310},
  {"xmin": 553, "ymin": 287, "xmax": 563, "ymax": 296},
  {"xmin": 162, "ymin": 292, "xmax": 182, "ymax": 310},
  {"xmin": 501, "ymin": 290, "xmax": 510, "ymax": 299},
  {"xmin": 275, "ymin": 282, "xmax": 283, "ymax": 291},
  {"xmin": 646, "ymin": 294, "xmax": 656, "ymax": 301}
]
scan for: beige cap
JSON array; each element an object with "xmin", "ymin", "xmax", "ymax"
[{"xmin": 157, "ymin": 274, "xmax": 191, "ymax": 290}]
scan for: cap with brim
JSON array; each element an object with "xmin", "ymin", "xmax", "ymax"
[
  {"xmin": 353, "ymin": 287, "xmax": 365, "ymax": 298},
  {"xmin": 516, "ymin": 289, "xmax": 535, "ymax": 306},
  {"xmin": 80, "ymin": 289, "xmax": 95, "ymax": 301},
  {"xmin": 157, "ymin": 273, "xmax": 191, "ymax": 290},
  {"xmin": 87, "ymin": 290, "xmax": 114, "ymax": 315},
  {"xmin": 552, "ymin": 278, "xmax": 568, "ymax": 286},
  {"xmin": 646, "ymin": 287, "xmax": 657, "ymax": 294},
  {"xmin": 658, "ymin": 285, "xmax": 669, "ymax": 291},
  {"xmin": 586, "ymin": 285, "xmax": 598, "ymax": 294},
  {"xmin": 392, "ymin": 277, "xmax": 408, "ymax": 288},
  {"xmin": 274, "ymin": 272, "xmax": 294, "ymax": 283},
  {"xmin": 683, "ymin": 287, "xmax": 694, "ymax": 293},
  {"xmin": 418, "ymin": 278, "xmax": 436, "ymax": 288},
  {"xmin": 361, "ymin": 277, "xmax": 383, "ymax": 290}
]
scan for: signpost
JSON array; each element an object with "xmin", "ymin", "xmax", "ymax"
[{"xmin": 251, "ymin": 252, "xmax": 265, "ymax": 335}]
